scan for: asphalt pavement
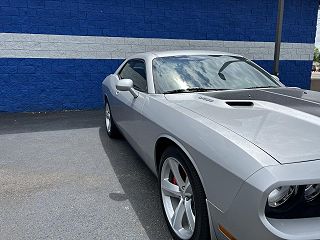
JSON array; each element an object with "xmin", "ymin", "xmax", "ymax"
[{"xmin": 0, "ymin": 110, "xmax": 172, "ymax": 240}]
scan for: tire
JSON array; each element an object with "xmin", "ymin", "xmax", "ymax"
[
  {"xmin": 104, "ymin": 98, "xmax": 119, "ymax": 138},
  {"xmin": 158, "ymin": 146, "xmax": 210, "ymax": 240}
]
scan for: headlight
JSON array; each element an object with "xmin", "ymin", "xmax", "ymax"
[
  {"xmin": 267, "ymin": 186, "xmax": 298, "ymax": 208},
  {"xmin": 304, "ymin": 184, "xmax": 320, "ymax": 202},
  {"xmin": 266, "ymin": 184, "xmax": 320, "ymax": 219}
]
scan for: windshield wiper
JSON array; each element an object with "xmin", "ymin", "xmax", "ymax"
[
  {"xmin": 243, "ymin": 86, "xmax": 278, "ymax": 90},
  {"xmin": 163, "ymin": 87, "xmax": 229, "ymax": 94}
]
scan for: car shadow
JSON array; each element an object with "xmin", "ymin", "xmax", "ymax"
[
  {"xmin": 0, "ymin": 110, "xmax": 104, "ymax": 135},
  {"xmin": 98, "ymin": 127, "xmax": 172, "ymax": 240}
]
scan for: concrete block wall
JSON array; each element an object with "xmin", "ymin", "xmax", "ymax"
[
  {"xmin": 0, "ymin": 58, "xmax": 121, "ymax": 111},
  {"xmin": 0, "ymin": 0, "xmax": 318, "ymax": 112}
]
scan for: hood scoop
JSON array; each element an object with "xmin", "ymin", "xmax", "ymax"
[
  {"xmin": 226, "ymin": 101, "xmax": 254, "ymax": 107},
  {"xmin": 202, "ymin": 88, "xmax": 320, "ymax": 117}
]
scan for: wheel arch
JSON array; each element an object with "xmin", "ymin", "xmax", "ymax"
[{"xmin": 154, "ymin": 135, "xmax": 207, "ymax": 197}]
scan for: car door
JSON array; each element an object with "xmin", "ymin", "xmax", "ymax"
[{"xmin": 112, "ymin": 59, "xmax": 148, "ymax": 153}]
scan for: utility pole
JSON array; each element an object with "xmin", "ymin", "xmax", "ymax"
[{"xmin": 273, "ymin": 0, "xmax": 285, "ymax": 76}]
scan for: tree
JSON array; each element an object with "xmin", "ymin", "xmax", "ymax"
[{"xmin": 314, "ymin": 47, "xmax": 320, "ymax": 62}]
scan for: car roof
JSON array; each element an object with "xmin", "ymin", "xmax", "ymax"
[{"xmin": 128, "ymin": 50, "xmax": 243, "ymax": 60}]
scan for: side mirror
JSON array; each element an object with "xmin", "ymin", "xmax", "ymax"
[
  {"xmin": 271, "ymin": 75, "xmax": 286, "ymax": 87},
  {"xmin": 271, "ymin": 75, "xmax": 280, "ymax": 82},
  {"xmin": 116, "ymin": 79, "xmax": 138, "ymax": 98},
  {"xmin": 116, "ymin": 79, "xmax": 133, "ymax": 91}
]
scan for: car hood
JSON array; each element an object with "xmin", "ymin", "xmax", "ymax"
[{"xmin": 165, "ymin": 87, "xmax": 320, "ymax": 164}]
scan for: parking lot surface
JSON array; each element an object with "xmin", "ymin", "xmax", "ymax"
[{"xmin": 0, "ymin": 110, "xmax": 172, "ymax": 240}]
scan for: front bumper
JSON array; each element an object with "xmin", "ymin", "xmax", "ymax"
[{"xmin": 207, "ymin": 160, "xmax": 320, "ymax": 240}]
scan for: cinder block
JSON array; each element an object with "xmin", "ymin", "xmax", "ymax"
[
  {"xmin": 0, "ymin": 65, "xmax": 17, "ymax": 73},
  {"xmin": 28, "ymin": 0, "xmax": 45, "ymax": 9},
  {"xmin": 17, "ymin": 65, "xmax": 35, "ymax": 74},
  {"xmin": 124, "ymin": 37, "xmax": 145, "ymax": 45},
  {"xmin": 0, "ymin": 0, "xmax": 10, "ymax": 6},
  {"xmin": 45, "ymin": 1, "xmax": 61, "ymax": 9},
  {"xmin": 1, "ymin": 7, "xmax": 19, "ymax": 16}
]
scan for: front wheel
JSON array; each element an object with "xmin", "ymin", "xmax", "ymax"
[
  {"xmin": 159, "ymin": 147, "xmax": 210, "ymax": 240},
  {"xmin": 104, "ymin": 99, "xmax": 119, "ymax": 138}
]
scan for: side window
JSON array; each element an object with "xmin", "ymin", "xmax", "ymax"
[{"xmin": 119, "ymin": 59, "xmax": 148, "ymax": 93}]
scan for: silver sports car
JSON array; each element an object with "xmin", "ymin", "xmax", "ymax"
[{"xmin": 102, "ymin": 50, "xmax": 320, "ymax": 240}]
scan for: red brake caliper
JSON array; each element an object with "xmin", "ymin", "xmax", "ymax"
[{"xmin": 172, "ymin": 177, "xmax": 177, "ymax": 185}]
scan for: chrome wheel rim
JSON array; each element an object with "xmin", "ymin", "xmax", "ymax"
[
  {"xmin": 105, "ymin": 103, "xmax": 111, "ymax": 133},
  {"xmin": 161, "ymin": 157, "xmax": 195, "ymax": 240}
]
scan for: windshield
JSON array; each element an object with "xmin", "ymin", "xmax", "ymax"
[{"xmin": 152, "ymin": 55, "xmax": 280, "ymax": 93}]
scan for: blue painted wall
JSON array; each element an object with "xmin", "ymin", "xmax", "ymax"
[
  {"xmin": 0, "ymin": 58, "xmax": 122, "ymax": 112},
  {"xmin": 0, "ymin": 0, "xmax": 318, "ymax": 43},
  {"xmin": 255, "ymin": 60, "xmax": 313, "ymax": 89},
  {"xmin": 0, "ymin": 0, "xmax": 318, "ymax": 112}
]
